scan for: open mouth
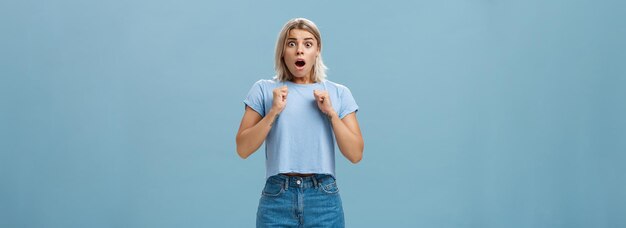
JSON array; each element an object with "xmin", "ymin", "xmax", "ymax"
[{"xmin": 295, "ymin": 60, "xmax": 306, "ymax": 67}]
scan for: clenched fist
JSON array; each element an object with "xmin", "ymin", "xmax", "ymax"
[
  {"xmin": 313, "ymin": 90, "xmax": 335, "ymax": 117},
  {"xmin": 270, "ymin": 86, "xmax": 288, "ymax": 115}
]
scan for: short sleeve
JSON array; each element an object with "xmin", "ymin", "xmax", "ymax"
[
  {"xmin": 243, "ymin": 80, "xmax": 266, "ymax": 117},
  {"xmin": 338, "ymin": 86, "xmax": 359, "ymax": 119}
]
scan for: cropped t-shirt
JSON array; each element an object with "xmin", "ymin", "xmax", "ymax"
[{"xmin": 243, "ymin": 78, "xmax": 359, "ymax": 179}]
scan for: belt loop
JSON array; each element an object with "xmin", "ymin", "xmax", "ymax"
[
  {"xmin": 312, "ymin": 175, "xmax": 318, "ymax": 189},
  {"xmin": 284, "ymin": 176, "xmax": 289, "ymax": 190}
]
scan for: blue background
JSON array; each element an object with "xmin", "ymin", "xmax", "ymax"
[{"xmin": 2, "ymin": 0, "xmax": 625, "ymax": 227}]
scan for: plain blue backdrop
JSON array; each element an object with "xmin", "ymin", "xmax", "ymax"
[{"xmin": 1, "ymin": 0, "xmax": 625, "ymax": 227}]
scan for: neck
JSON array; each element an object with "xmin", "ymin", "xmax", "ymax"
[{"xmin": 291, "ymin": 75, "xmax": 313, "ymax": 84}]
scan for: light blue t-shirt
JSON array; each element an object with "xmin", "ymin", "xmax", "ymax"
[{"xmin": 243, "ymin": 78, "xmax": 359, "ymax": 179}]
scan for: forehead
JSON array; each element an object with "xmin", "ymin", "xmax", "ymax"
[{"xmin": 287, "ymin": 29, "xmax": 316, "ymax": 40}]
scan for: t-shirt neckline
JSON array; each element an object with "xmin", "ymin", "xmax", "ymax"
[{"xmin": 284, "ymin": 80, "xmax": 321, "ymax": 86}]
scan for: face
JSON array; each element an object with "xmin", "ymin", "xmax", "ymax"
[{"xmin": 283, "ymin": 29, "xmax": 319, "ymax": 80}]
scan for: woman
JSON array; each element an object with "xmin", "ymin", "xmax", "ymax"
[{"xmin": 236, "ymin": 18, "xmax": 364, "ymax": 228}]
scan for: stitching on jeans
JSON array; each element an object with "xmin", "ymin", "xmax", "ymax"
[
  {"xmin": 262, "ymin": 182, "xmax": 285, "ymax": 197},
  {"xmin": 320, "ymin": 182, "xmax": 339, "ymax": 194}
]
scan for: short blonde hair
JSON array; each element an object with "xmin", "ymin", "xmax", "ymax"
[{"xmin": 274, "ymin": 18, "xmax": 327, "ymax": 82}]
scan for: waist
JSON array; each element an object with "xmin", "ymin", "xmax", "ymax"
[
  {"xmin": 268, "ymin": 174, "xmax": 335, "ymax": 189},
  {"xmin": 283, "ymin": 173, "xmax": 314, "ymax": 177}
]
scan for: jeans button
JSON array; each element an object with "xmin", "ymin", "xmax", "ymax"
[{"xmin": 296, "ymin": 180, "xmax": 301, "ymax": 185}]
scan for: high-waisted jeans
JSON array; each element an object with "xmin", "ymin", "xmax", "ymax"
[{"xmin": 256, "ymin": 174, "xmax": 345, "ymax": 228}]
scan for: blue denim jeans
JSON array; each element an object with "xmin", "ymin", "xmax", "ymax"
[{"xmin": 256, "ymin": 174, "xmax": 345, "ymax": 228}]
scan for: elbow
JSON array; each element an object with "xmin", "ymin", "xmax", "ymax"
[
  {"xmin": 349, "ymin": 155, "xmax": 362, "ymax": 164},
  {"xmin": 238, "ymin": 150, "xmax": 250, "ymax": 159},
  {"xmin": 235, "ymin": 136, "xmax": 250, "ymax": 159},
  {"xmin": 236, "ymin": 145, "xmax": 250, "ymax": 159},
  {"xmin": 350, "ymin": 142, "xmax": 364, "ymax": 164},
  {"xmin": 237, "ymin": 146, "xmax": 252, "ymax": 159}
]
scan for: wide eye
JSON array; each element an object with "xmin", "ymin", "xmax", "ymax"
[
  {"xmin": 287, "ymin": 41, "xmax": 296, "ymax": 47},
  {"xmin": 305, "ymin": 42, "xmax": 313, "ymax": 48}
]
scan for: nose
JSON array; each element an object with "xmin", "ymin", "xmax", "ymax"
[{"xmin": 296, "ymin": 45, "xmax": 304, "ymax": 55}]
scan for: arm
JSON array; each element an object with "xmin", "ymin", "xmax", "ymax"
[
  {"xmin": 235, "ymin": 106, "xmax": 279, "ymax": 159},
  {"xmin": 327, "ymin": 111, "xmax": 364, "ymax": 163},
  {"xmin": 314, "ymin": 90, "xmax": 364, "ymax": 163},
  {"xmin": 235, "ymin": 86, "xmax": 288, "ymax": 159}
]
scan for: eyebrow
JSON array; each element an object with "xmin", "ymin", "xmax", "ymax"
[{"xmin": 286, "ymin": 37, "xmax": 315, "ymax": 41}]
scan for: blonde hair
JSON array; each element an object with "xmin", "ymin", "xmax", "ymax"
[{"xmin": 274, "ymin": 18, "xmax": 327, "ymax": 82}]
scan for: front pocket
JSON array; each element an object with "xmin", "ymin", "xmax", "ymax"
[
  {"xmin": 320, "ymin": 181, "xmax": 339, "ymax": 194},
  {"xmin": 261, "ymin": 181, "xmax": 284, "ymax": 197}
]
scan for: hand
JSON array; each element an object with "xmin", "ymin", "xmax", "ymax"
[
  {"xmin": 270, "ymin": 86, "xmax": 288, "ymax": 115},
  {"xmin": 313, "ymin": 90, "xmax": 336, "ymax": 117}
]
